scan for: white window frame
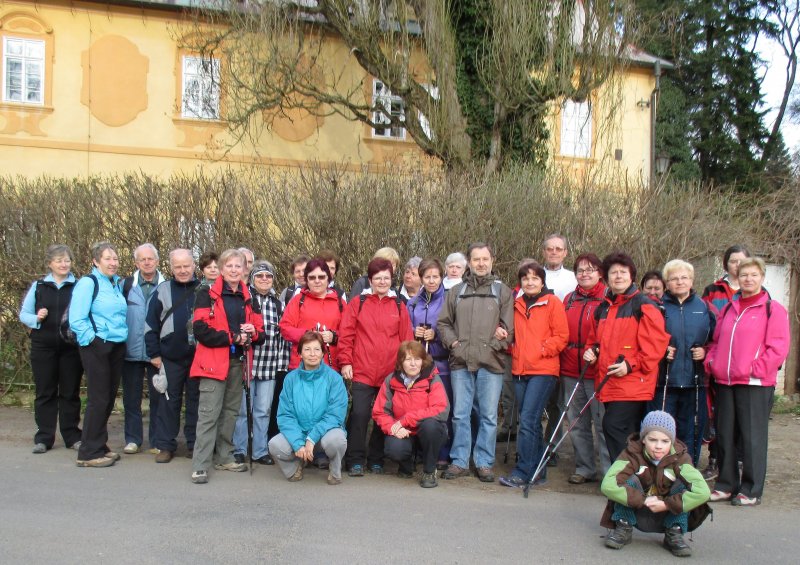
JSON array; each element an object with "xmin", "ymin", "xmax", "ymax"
[
  {"xmin": 181, "ymin": 55, "xmax": 221, "ymax": 120},
  {"xmin": 372, "ymin": 79, "xmax": 405, "ymax": 140},
  {"xmin": 560, "ymin": 99, "xmax": 592, "ymax": 158},
  {"xmin": 2, "ymin": 37, "xmax": 45, "ymax": 105}
]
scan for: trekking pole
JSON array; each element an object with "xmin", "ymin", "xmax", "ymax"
[
  {"xmin": 241, "ymin": 336, "xmax": 254, "ymax": 475},
  {"xmin": 524, "ymin": 354, "xmax": 624, "ymax": 498},
  {"xmin": 503, "ymin": 377, "xmax": 517, "ymax": 464},
  {"xmin": 691, "ymin": 343, "xmax": 702, "ymax": 465},
  {"xmin": 316, "ymin": 323, "xmax": 334, "ymax": 367},
  {"xmin": 661, "ymin": 340, "xmax": 675, "ymax": 411}
]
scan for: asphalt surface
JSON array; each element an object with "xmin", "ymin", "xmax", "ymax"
[{"xmin": 1, "ymin": 440, "xmax": 798, "ymax": 564}]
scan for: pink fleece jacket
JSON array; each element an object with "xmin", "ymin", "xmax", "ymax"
[{"xmin": 705, "ymin": 291, "xmax": 790, "ymax": 387}]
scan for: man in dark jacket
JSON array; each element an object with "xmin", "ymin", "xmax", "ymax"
[
  {"xmin": 145, "ymin": 248, "xmax": 200, "ymax": 463},
  {"xmin": 437, "ymin": 242, "xmax": 514, "ymax": 483}
]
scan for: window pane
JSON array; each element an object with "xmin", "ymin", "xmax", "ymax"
[
  {"xmin": 6, "ymin": 39, "xmax": 23, "ymax": 56},
  {"xmin": 25, "ymin": 42, "xmax": 44, "ymax": 59}
]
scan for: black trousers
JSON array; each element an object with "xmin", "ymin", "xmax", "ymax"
[
  {"xmin": 603, "ymin": 400, "xmax": 646, "ymax": 461},
  {"xmin": 77, "ymin": 340, "xmax": 125, "ymax": 460},
  {"xmin": 345, "ymin": 381, "xmax": 384, "ymax": 469},
  {"xmin": 267, "ymin": 371, "xmax": 287, "ymax": 440},
  {"xmin": 384, "ymin": 418, "xmax": 447, "ymax": 474},
  {"xmin": 154, "ymin": 357, "xmax": 199, "ymax": 452},
  {"xmin": 31, "ymin": 343, "xmax": 83, "ymax": 448},
  {"xmin": 714, "ymin": 384, "xmax": 773, "ymax": 498}
]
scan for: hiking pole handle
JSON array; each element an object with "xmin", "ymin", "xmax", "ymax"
[{"xmin": 594, "ymin": 354, "xmax": 625, "ymax": 397}]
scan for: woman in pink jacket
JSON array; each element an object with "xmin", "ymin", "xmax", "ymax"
[{"xmin": 704, "ymin": 257, "xmax": 789, "ymax": 506}]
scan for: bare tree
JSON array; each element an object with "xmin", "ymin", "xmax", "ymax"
[
  {"xmin": 763, "ymin": 0, "xmax": 800, "ymax": 167},
  {"xmin": 182, "ymin": 0, "xmax": 636, "ymax": 174}
]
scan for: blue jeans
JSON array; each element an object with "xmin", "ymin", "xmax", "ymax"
[
  {"xmin": 233, "ymin": 379, "xmax": 275, "ymax": 459},
  {"xmin": 512, "ymin": 375, "xmax": 556, "ymax": 481},
  {"xmin": 122, "ymin": 360, "xmax": 157, "ymax": 447},
  {"xmin": 611, "ymin": 476, "xmax": 689, "ymax": 533},
  {"xmin": 449, "ymin": 368, "xmax": 503, "ymax": 468}
]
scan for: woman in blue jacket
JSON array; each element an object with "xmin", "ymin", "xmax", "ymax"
[
  {"xmin": 69, "ymin": 241, "xmax": 128, "ymax": 468},
  {"xmin": 649, "ymin": 260, "xmax": 715, "ymax": 466},
  {"xmin": 268, "ymin": 331, "xmax": 348, "ymax": 485},
  {"xmin": 406, "ymin": 258, "xmax": 452, "ymax": 469}
]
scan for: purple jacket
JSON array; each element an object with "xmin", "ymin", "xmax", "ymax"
[
  {"xmin": 407, "ymin": 284, "xmax": 450, "ymax": 376},
  {"xmin": 705, "ymin": 291, "xmax": 790, "ymax": 387}
]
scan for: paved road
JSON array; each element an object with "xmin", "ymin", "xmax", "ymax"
[{"xmin": 1, "ymin": 442, "xmax": 798, "ymax": 564}]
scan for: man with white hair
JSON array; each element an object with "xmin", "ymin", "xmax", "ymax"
[
  {"xmin": 145, "ymin": 248, "xmax": 201, "ymax": 463},
  {"xmin": 542, "ymin": 234, "xmax": 577, "ymax": 301},
  {"xmin": 121, "ymin": 243, "xmax": 165, "ymax": 455}
]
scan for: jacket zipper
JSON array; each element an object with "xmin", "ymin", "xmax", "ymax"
[{"xmin": 725, "ymin": 304, "xmax": 758, "ymax": 385}]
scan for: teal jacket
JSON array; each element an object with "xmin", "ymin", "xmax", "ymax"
[
  {"xmin": 68, "ymin": 267, "xmax": 128, "ymax": 346},
  {"xmin": 277, "ymin": 362, "xmax": 347, "ymax": 451}
]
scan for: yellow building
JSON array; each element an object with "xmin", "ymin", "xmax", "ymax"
[{"xmin": 0, "ymin": 0, "xmax": 671, "ymax": 180}]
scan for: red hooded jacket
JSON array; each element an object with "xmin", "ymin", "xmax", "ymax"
[
  {"xmin": 511, "ymin": 290, "xmax": 569, "ymax": 376},
  {"xmin": 560, "ymin": 281, "xmax": 607, "ymax": 379},
  {"xmin": 587, "ymin": 285, "xmax": 670, "ymax": 402},
  {"xmin": 279, "ymin": 288, "xmax": 346, "ymax": 370},
  {"xmin": 337, "ymin": 291, "xmax": 414, "ymax": 388},
  {"xmin": 190, "ymin": 278, "xmax": 265, "ymax": 381},
  {"xmin": 372, "ymin": 366, "xmax": 449, "ymax": 434}
]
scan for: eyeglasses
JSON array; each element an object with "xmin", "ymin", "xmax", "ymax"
[
  {"xmin": 576, "ymin": 268, "xmax": 597, "ymax": 276},
  {"xmin": 307, "ymin": 275, "xmax": 328, "ymax": 281},
  {"xmin": 371, "ymin": 276, "xmax": 392, "ymax": 282},
  {"xmin": 254, "ymin": 273, "xmax": 273, "ymax": 280},
  {"xmin": 667, "ymin": 276, "xmax": 691, "ymax": 283}
]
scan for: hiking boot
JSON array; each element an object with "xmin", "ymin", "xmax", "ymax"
[
  {"xmin": 147, "ymin": 447, "xmax": 160, "ymax": 455},
  {"xmin": 568, "ymin": 473, "xmax": 595, "ymax": 484},
  {"xmin": 191, "ymin": 470, "xmax": 208, "ymax": 484},
  {"xmin": 442, "ymin": 464, "xmax": 469, "ymax": 479},
  {"xmin": 234, "ymin": 453, "xmax": 246, "ymax": 464},
  {"xmin": 69, "ymin": 441, "xmax": 82, "ymax": 451},
  {"xmin": 76, "ymin": 456, "xmax": 115, "ymax": 468},
  {"xmin": 327, "ymin": 473, "xmax": 342, "ymax": 485},
  {"xmin": 605, "ymin": 519, "xmax": 633, "ymax": 549},
  {"xmin": 702, "ymin": 459, "xmax": 718, "ymax": 481},
  {"xmin": 499, "ymin": 475, "xmax": 526, "ymax": 488},
  {"xmin": 436, "ymin": 461, "xmax": 449, "ymax": 471},
  {"xmin": 255, "ymin": 454, "xmax": 274, "ymax": 465},
  {"xmin": 123, "ymin": 442, "xmax": 139, "ymax": 454},
  {"xmin": 288, "ymin": 464, "xmax": 304, "ymax": 482},
  {"xmin": 731, "ymin": 493, "xmax": 761, "ymax": 506},
  {"xmin": 348, "ymin": 464, "xmax": 365, "ymax": 477},
  {"xmin": 106, "ymin": 451, "xmax": 121, "ymax": 462},
  {"xmin": 32, "ymin": 443, "xmax": 47, "ymax": 454},
  {"xmin": 214, "ymin": 461, "xmax": 247, "ymax": 472},
  {"xmin": 709, "ymin": 489, "xmax": 731, "ymax": 502},
  {"xmin": 369, "ymin": 464, "xmax": 384, "ymax": 475},
  {"xmin": 155, "ymin": 450, "xmax": 174, "ymax": 463},
  {"xmin": 663, "ymin": 525, "xmax": 692, "ymax": 557},
  {"xmin": 396, "ymin": 465, "xmax": 414, "ymax": 479},
  {"xmin": 476, "ymin": 466, "xmax": 495, "ymax": 483},
  {"xmin": 420, "ymin": 472, "xmax": 438, "ymax": 488}
]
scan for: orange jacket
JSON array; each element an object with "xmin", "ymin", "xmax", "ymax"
[
  {"xmin": 511, "ymin": 291, "xmax": 569, "ymax": 376},
  {"xmin": 587, "ymin": 285, "xmax": 670, "ymax": 402}
]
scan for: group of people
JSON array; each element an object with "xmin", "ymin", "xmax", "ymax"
[{"xmin": 20, "ymin": 236, "xmax": 789, "ymax": 557}]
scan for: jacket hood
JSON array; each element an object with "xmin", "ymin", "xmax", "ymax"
[
  {"xmin": 392, "ymin": 364, "xmax": 436, "ymax": 387},
  {"xmin": 606, "ymin": 283, "xmax": 640, "ymax": 304}
]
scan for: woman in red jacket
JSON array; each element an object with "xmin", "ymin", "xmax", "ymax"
[
  {"xmin": 189, "ymin": 248, "xmax": 265, "ymax": 484},
  {"xmin": 500, "ymin": 261, "xmax": 568, "ymax": 489},
  {"xmin": 279, "ymin": 259, "xmax": 346, "ymax": 371},
  {"xmin": 338, "ymin": 258, "xmax": 414, "ymax": 477},
  {"xmin": 373, "ymin": 341, "xmax": 449, "ymax": 488},
  {"xmin": 583, "ymin": 252, "xmax": 670, "ymax": 461},
  {"xmin": 560, "ymin": 253, "xmax": 610, "ymax": 484}
]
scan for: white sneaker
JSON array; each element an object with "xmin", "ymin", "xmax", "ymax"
[
  {"xmin": 123, "ymin": 442, "xmax": 140, "ymax": 454},
  {"xmin": 147, "ymin": 447, "xmax": 160, "ymax": 455}
]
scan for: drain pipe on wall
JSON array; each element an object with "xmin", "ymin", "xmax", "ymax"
[{"xmin": 650, "ymin": 61, "xmax": 661, "ymax": 186}]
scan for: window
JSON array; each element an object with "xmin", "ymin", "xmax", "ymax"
[
  {"xmin": 3, "ymin": 37, "xmax": 45, "ymax": 105},
  {"xmin": 560, "ymin": 99, "xmax": 592, "ymax": 158},
  {"xmin": 181, "ymin": 55, "xmax": 220, "ymax": 120},
  {"xmin": 372, "ymin": 79, "xmax": 405, "ymax": 140}
]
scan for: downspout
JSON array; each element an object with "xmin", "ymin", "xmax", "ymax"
[{"xmin": 649, "ymin": 61, "xmax": 661, "ymax": 186}]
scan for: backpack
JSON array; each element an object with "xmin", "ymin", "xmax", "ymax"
[
  {"xmin": 186, "ymin": 282, "xmax": 210, "ymax": 347},
  {"xmin": 60, "ymin": 274, "xmax": 99, "ymax": 345},
  {"xmin": 358, "ymin": 292, "xmax": 403, "ymax": 315},
  {"xmin": 454, "ymin": 279, "xmax": 503, "ymax": 308}
]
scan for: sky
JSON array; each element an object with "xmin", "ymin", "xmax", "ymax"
[{"xmin": 761, "ymin": 37, "xmax": 799, "ymax": 152}]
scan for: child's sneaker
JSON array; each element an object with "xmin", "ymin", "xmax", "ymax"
[
  {"xmin": 605, "ymin": 519, "xmax": 633, "ymax": 549},
  {"xmin": 663, "ymin": 525, "xmax": 692, "ymax": 557}
]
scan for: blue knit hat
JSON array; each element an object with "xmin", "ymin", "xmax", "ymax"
[{"xmin": 640, "ymin": 410, "xmax": 676, "ymax": 443}]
